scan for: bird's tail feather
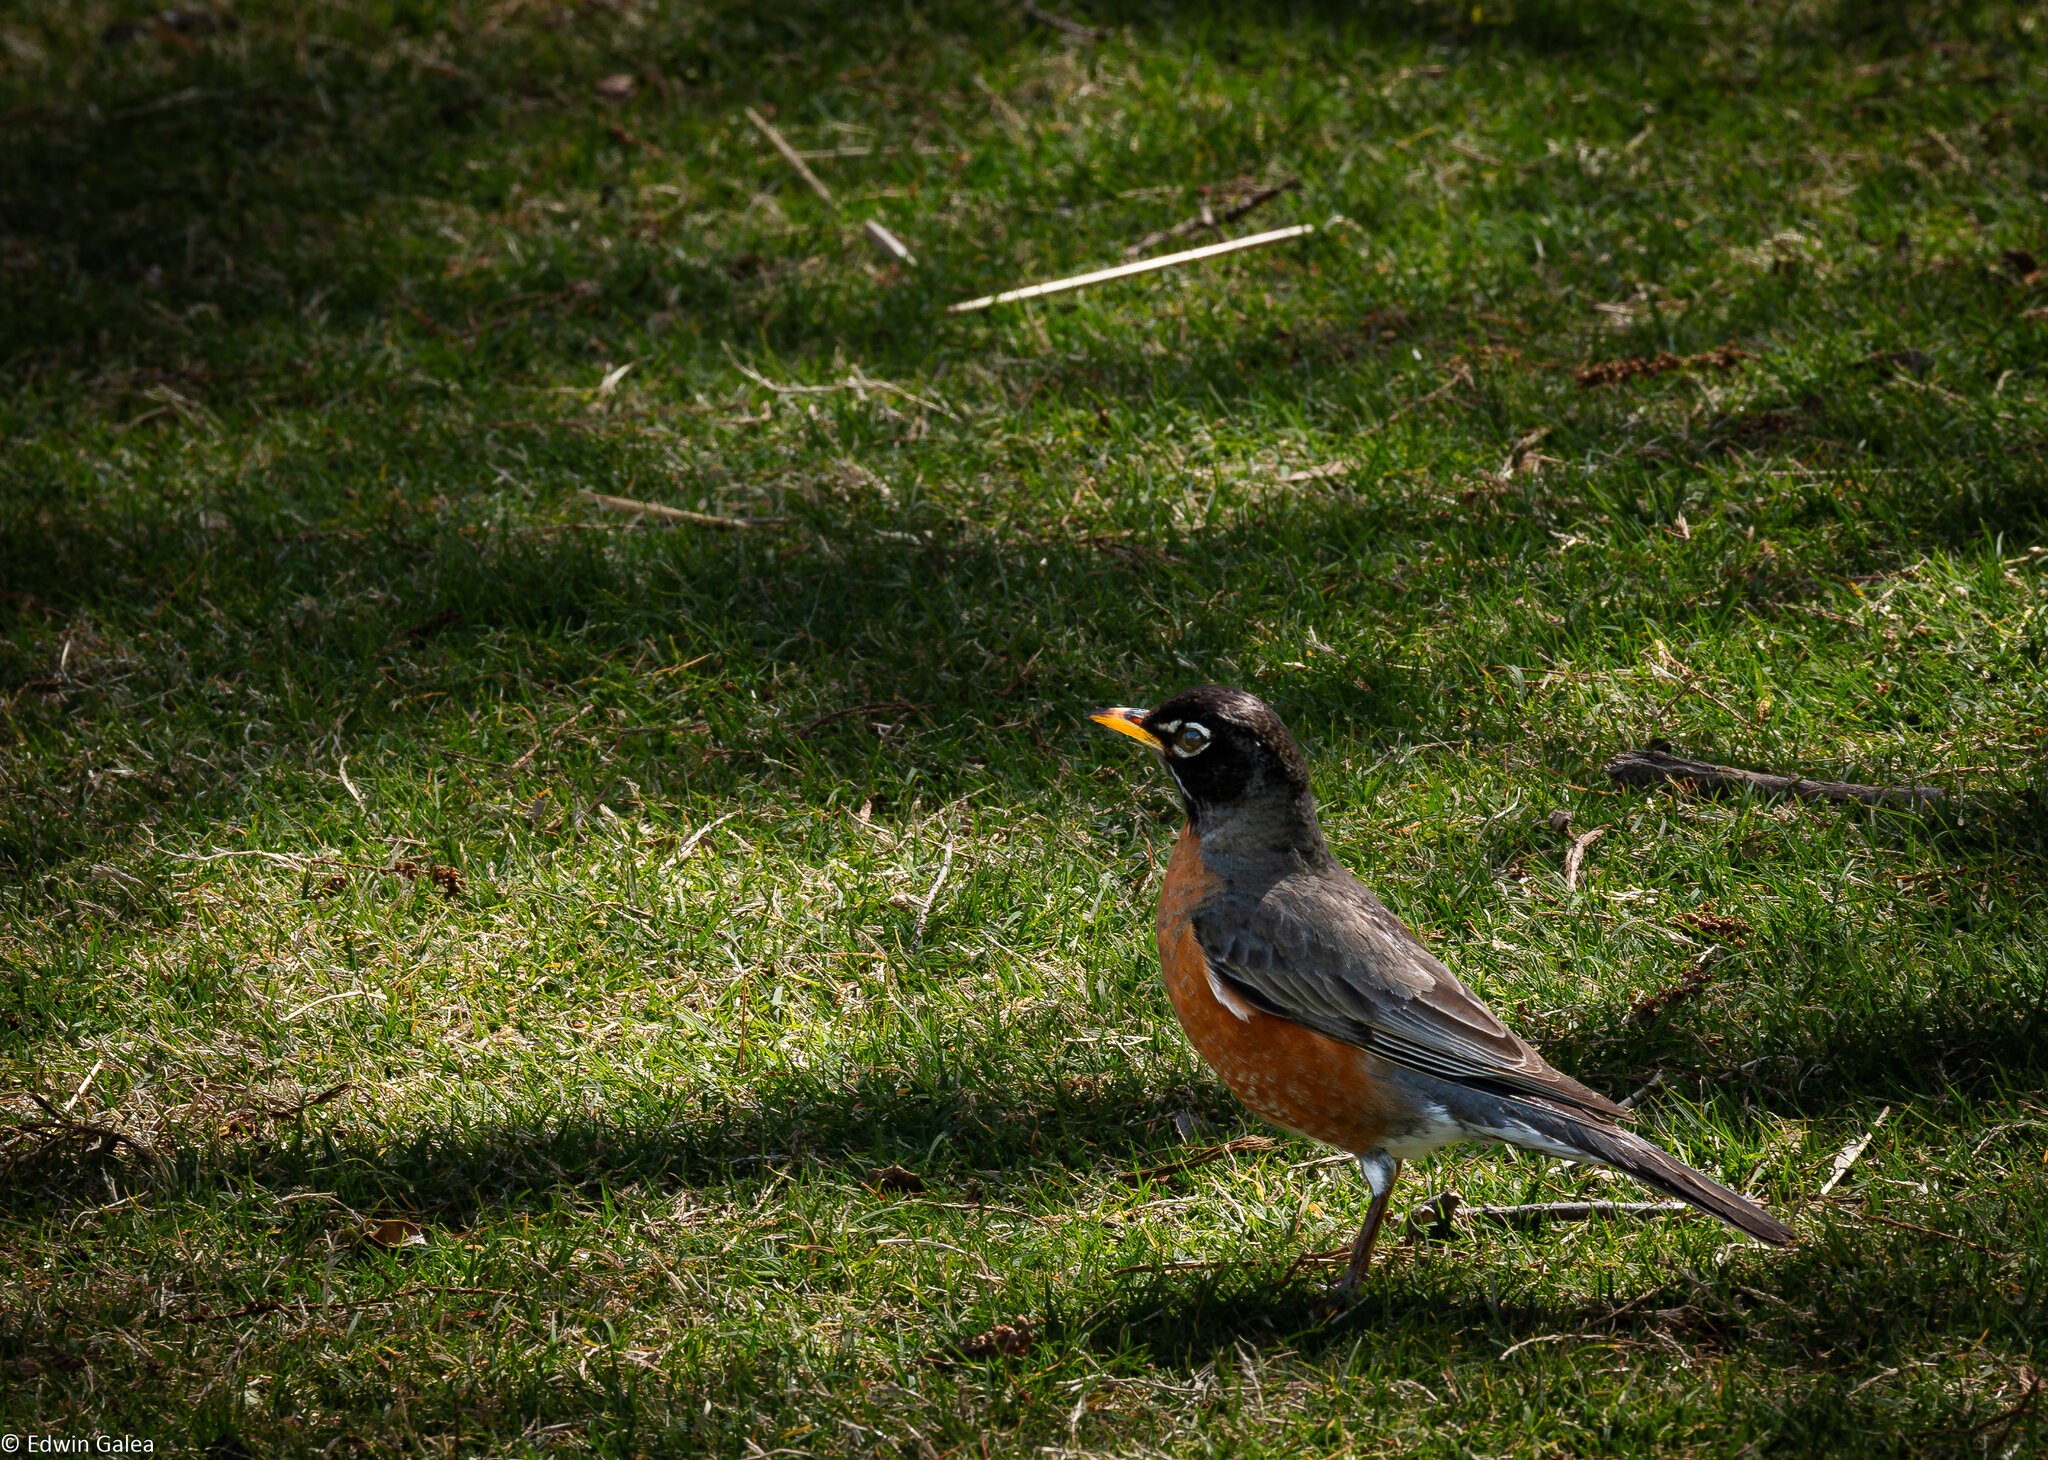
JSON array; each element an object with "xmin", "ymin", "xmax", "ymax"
[{"xmin": 1562, "ymin": 1118, "xmax": 1794, "ymax": 1246}]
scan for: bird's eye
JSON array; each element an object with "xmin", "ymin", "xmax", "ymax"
[{"xmin": 1173, "ymin": 722, "xmax": 1212, "ymax": 757}]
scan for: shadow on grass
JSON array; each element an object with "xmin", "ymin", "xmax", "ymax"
[
  {"xmin": 5, "ymin": 971, "xmax": 2045, "ymax": 1223},
  {"xmin": 3, "ymin": 0, "xmax": 1946, "ymax": 378}
]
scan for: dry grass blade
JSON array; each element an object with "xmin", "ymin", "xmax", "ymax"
[
  {"xmin": 744, "ymin": 106, "xmax": 834, "ymax": 205},
  {"xmin": 725, "ymin": 352, "xmax": 958, "ymax": 417},
  {"xmin": 21, "ymin": 1092, "xmax": 161, "ymax": 1166},
  {"xmin": 257, "ymin": 1082, "xmax": 352, "ymax": 1118},
  {"xmin": 1819, "ymin": 1106, "xmax": 1890, "ymax": 1196},
  {"xmin": 863, "ymin": 218, "xmax": 917, "ymax": 265},
  {"xmin": 1857, "ymin": 1211, "xmax": 2005, "ymax": 1257},
  {"xmin": 1118, "ymin": 1134, "xmax": 1278, "ymax": 1185},
  {"xmin": 1020, "ymin": 1, "xmax": 1102, "ymax": 41},
  {"xmin": 580, "ymin": 491, "xmax": 787, "ymax": 529},
  {"xmin": 181, "ymin": 1285, "xmax": 515, "ymax": 1324},
  {"xmin": 948, "ymin": 224, "xmax": 1314, "ymax": 313},
  {"xmin": 799, "ymin": 700, "xmax": 927, "ymax": 735}
]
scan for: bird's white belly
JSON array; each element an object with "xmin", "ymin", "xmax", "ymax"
[{"xmin": 1379, "ymin": 1102, "xmax": 1469, "ymax": 1160}]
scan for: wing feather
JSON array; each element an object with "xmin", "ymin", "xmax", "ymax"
[{"xmin": 1191, "ymin": 872, "xmax": 1627, "ymax": 1121}]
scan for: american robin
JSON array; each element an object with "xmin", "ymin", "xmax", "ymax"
[{"xmin": 1092, "ymin": 686, "xmax": 1793, "ymax": 1293}]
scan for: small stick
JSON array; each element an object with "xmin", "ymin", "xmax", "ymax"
[
  {"xmin": 24, "ymin": 1093, "xmax": 160, "ymax": 1166},
  {"xmin": 745, "ymin": 106, "xmax": 834, "ymax": 205},
  {"xmin": 1857, "ymin": 1211, "xmax": 2004, "ymax": 1257},
  {"xmin": 948, "ymin": 224, "xmax": 1314, "ymax": 314},
  {"xmin": 1119, "ymin": 1134, "xmax": 1278, "ymax": 1185},
  {"xmin": 1606, "ymin": 748, "xmax": 1947, "ymax": 809},
  {"xmin": 180, "ymin": 1285, "xmax": 516, "ymax": 1324},
  {"xmin": 580, "ymin": 490, "xmax": 786, "ymax": 530},
  {"xmin": 910, "ymin": 837, "xmax": 955, "ymax": 952},
  {"xmin": 724, "ymin": 350, "xmax": 957, "ymax": 418},
  {"xmin": 1563, "ymin": 826, "xmax": 1606, "ymax": 890},
  {"xmin": 863, "ymin": 218, "xmax": 917, "ymax": 266},
  {"xmin": 256, "ymin": 1082, "xmax": 352, "ymax": 1119},
  {"xmin": 1021, "ymin": 0, "xmax": 1104, "ymax": 40},
  {"xmin": 1122, "ymin": 178, "xmax": 1299, "ymax": 259},
  {"xmin": 972, "ymin": 73, "xmax": 1028, "ymax": 135},
  {"xmin": 799, "ymin": 700, "xmax": 926, "ymax": 735},
  {"xmin": 62, "ymin": 1060, "xmax": 104, "ymax": 1114},
  {"xmin": 1819, "ymin": 1106, "xmax": 1890, "ymax": 1196},
  {"xmin": 1279, "ymin": 365, "xmax": 1473, "ymax": 483}
]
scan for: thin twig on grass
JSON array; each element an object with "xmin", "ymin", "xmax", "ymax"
[
  {"xmin": 745, "ymin": 107, "xmax": 833, "ymax": 204},
  {"xmin": 181, "ymin": 1285, "xmax": 516, "ymax": 1324},
  {"xmin": 1645, "ymin": 640, "xmax": 1752, "ymax": 725},
  {"xmin": 725, "ymin": 351, "xmax": 958, "ymax": 418},
  {"xmin": 580, "ymin": 491, "xmax": 787, "ymax": 530},
  {"xmin": 1856, "ymin": 1211, "xmax": 2005, "ymax": 1257},
  {"xmin": 948, "ymin": 224, "xmax": 1315, "ymax": 314},
  {"xmin": 800, "ymin": 700, "xmax": 927, "ymax": 735},
  {"xmin": 1121, "ymin": 178, "xmax": 1300, "ymax": 258},
  {"xmin": 1563, "ymin": 826, "xmax": 1606, "ymax": 889},
  {"xmin": 910, "ymin": 836, "xmax": 955, "ymax": 953},
  {"xmin": 1021, "ymin": 0, "xmax": 1103, "ymax": 40},
  {"xmin": 62, "ymin": 1060, "xmax": 103, "ymax": 1113},
  {"xmin": 1280, "ymin": 364, "xmax": 1474, "ymax": 482},
  {"xmin": 973, "ymin": 73, "xmax": 1028, "ymax": 134},
  {"xmin": 1119, "ymin": 1135, "xmax": 1278, "ymax": 1185},
  {"xmin": 22, "ymin": 1093, "xmax": 161, "ymax": 1166},
  {"xmin": 863, "ymin": 218, "xmax": 917, "ymax": 266},
  {"xmin": 256, "ymin": 1082, "xmax": 352, "ymax": 1119},
  {"xmin": 1606, "ymin": 748, "xmax": 1948, "ymax": 808}
]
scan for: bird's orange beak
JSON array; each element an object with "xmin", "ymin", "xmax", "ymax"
[{"xmin": 1090, "ymin": 706, "xmax": 1161, "ymax": 749}]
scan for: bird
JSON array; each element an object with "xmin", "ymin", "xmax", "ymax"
[{"xmin": 1091, "ymin": 685, "xmax": 1793, "ymax": 1294}]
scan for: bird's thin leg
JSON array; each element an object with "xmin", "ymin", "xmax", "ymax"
[{"xmin": 1334, "ymin": 1153, "xmax": 1402, "ymax": 1297}]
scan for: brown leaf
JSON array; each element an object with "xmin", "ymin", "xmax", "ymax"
[
  {"xmin": 365, "ymin": 1219, "xmax": 426, "ymax": 1249},
  {"xmin": 595, "ymin": 74, "xmax": 639, "ymax": 104},
  {"xmin": 869, "ymin": 1164, "xmax": 925, "ymax": 1194}
]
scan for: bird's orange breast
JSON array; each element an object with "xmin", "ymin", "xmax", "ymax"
[{"xmin": 1156, "ymin": 827, "xmax": 1403, "ymax": 1154}]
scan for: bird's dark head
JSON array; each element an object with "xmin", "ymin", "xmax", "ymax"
[{"xmin": 1091, "ymin": 686, "xmax": 1322, "ymax": 848}]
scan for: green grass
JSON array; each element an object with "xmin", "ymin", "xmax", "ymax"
[{"xmin": 3, "ymin": 0, "xmax": 2046, "ymax": 1453}]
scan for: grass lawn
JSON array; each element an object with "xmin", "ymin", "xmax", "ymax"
[{"xmin": 4, "ymin": 0, "xmax": 2047, "ymax": 1453}]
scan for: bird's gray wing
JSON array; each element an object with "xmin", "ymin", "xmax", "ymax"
[{"xmin": 1192, "ymin": 872, "xmax": 1628, "ymax": 1120}]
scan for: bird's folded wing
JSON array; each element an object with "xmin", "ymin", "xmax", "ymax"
[{"xmin": 1192, "ymin": 878, "xmax": 1628, "ymax": 1121}]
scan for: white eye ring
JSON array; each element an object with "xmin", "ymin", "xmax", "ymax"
[{"xmin": 1171, "ymin": 722, "xmax": 1212, "ymax": 758}]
